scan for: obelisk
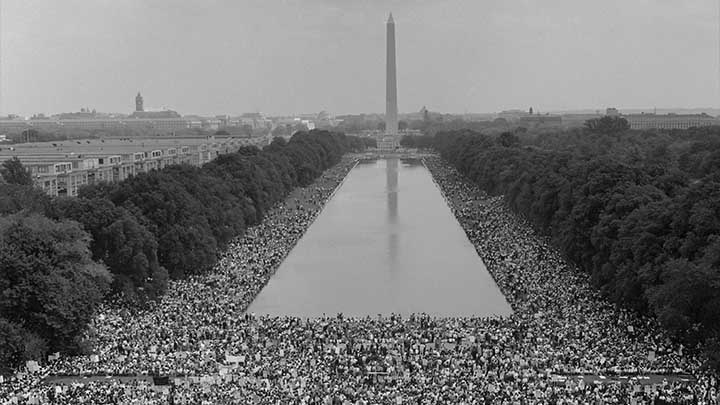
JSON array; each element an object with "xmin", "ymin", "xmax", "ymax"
[{"xmin": 385, "ymin": 13, "xmax": 398, "ymax": 138}]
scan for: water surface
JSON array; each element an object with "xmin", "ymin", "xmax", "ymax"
[{"xmin": 247, "ymin": 158, "xmax": 512, "ymax": 317}]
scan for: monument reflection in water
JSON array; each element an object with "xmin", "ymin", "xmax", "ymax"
[
  {"xmin": 387, "ymin": 157, "xmax": 398, "ymax": 266},
  {"xmin": 247, "ymin": 158, "xmax": 512, "ymax": 317}
]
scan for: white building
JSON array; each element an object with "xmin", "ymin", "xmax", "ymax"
[{"xmin": 624, "ymin": 113, "xmax": 717, "ymax": 130}]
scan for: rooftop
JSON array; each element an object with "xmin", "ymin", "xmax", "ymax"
[{"xmin": 0, "ymin": 136, "xmax": 238, "ymax": 161}]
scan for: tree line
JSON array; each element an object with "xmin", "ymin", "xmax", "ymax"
[
  {"xmin": 0, "ymin": 130, "xmax": 365, "ymax": 370},
  {"xmin": 433, "ymin": 122, "xmax": 720, "ymax": 369}
]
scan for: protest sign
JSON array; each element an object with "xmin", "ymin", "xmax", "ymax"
[{"xmin": 25, "ymin": 361, "xmax": 40, "ymax": 373}]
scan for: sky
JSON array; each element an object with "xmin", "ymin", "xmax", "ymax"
[{"xmin": 0, "ymin": 0, "xmax": 718, "ymax": 117}]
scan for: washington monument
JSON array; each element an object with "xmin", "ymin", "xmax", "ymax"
[
  {"xmin": 385, "ymin": 13, "xmax": 398, "ymax": 136},
  {"xmin": 378, "ymin": 13, "xmax": 399, "ymax": 150}
]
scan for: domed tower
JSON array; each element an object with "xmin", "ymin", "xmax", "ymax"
[{"xmin": 135, "ymin": 92, "xmax": 144, "ymax": 112}]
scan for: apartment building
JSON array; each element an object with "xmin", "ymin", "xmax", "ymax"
[
  {"xmin": 1, "ymin": 136, "xmax": 268, "ymax": 197},
  {"xmin": 624, "ymin": 113, "xmax": 718, "ymax": 130}
]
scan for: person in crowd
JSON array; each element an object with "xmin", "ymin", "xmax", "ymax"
[{"xmin": 2, "ymin": 156, "xmax": 717, "ymax": 404}]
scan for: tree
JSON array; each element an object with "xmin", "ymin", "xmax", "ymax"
[
  {"xmin": 240, "ymin": 124, "xmax": 253, "ymax": 137},
  {"xmin": 400, "ymin": 135, "xmax": 415, "ymax": 148},
  {"xmin": 236, "ymin": 146, "xmax": 261, "ymax": 156},
  {"xmin": 78, "ymin": 130, "xmax": 355, "ymax": 282},
  {"xmin": 91, "ymin": 170, "xmax": 219, "ymax": 279},
  {"xmin": 584, "ymin": 116, "xmax": 630, "ymax": 134},
  {"xmin": 271, "ymin": 125, "xmax": 288, "ymax": 137},
  {"xmin": 158, "ymin": 219, "xmax": 218, "ymax": 279},
  {"xmin": 0, "ymin": 183, "xmax": 50, "ymax": 215},
  {"xmin": 0, "ymin": 157, "xmax": 33, "ymax": 185},
  {"xmin": 292, "ymin": 123, "xmax": 309, "ymax": 134},
  {"xmin": 48, "ymin": 197, "xmax": 168, "ymax": 303},
  {"xmin": 401, "ymin": 134, "xmax": 435, "ymax": 149},
  {"xmin": 0, "ymin": 130, "xmax": 362, "ymax": 366},
  {"xmin": 648, "ymin": 259, "xmax": 720, "ymax": 338},
  {"xmin": 0, "ymin": 318, "xmax": 47, "ymax": 372},
  {"xmin": 434, "ymin": 127, "xmax": 720, "ymax": 367},
  {"xmin": 267, "ymin": 137, "xmax": 287, "ymax": 151},
  {"xmin": 497, "ymin": 132, "xmax": 520, "ymax": 148},
  {"xmin": 0, "ymin": 214, "xmax": 111, "ymax": 366}
]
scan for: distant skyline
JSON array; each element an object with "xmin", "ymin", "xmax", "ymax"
[{"xmin": 0, "ymin": 0, "xmax": 719, "ymax": 117}]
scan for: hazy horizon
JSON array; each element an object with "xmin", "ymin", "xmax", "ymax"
[{"xmin": 1, "ymin": 0, "xmax": 718, "ymax": 117}]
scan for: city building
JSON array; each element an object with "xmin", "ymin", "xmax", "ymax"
[
  {"xmin": 124, "ymin": 117, "xmax": 189, "ymax": 133},
  {"xmin": 202, "ymin": 118, "xmax": 222, "ymax": 130},
  {"xmin": 399, "ymin": 129, "xmax": 423, "ymax": 137},
  {"xmin": 28, "ymin": 119, "xmax": 62, "ymax": 131},
  {"xmin": 560, "ymin": 113, "xmax": 604, "ymax": 128},
  {"xmin": 136, "ymin": 92, "xmax": 144, "ymax": 112},
  {"xmin": 0, "ymin": 136, "xmax": 269, "ymax": 197},
  {"xmin": 126, "ymin": 93, "xmax": 188, "ymax": 133},
  {"xmin": 60, "ymin": 118, "xmax": 124, "ymax": 131},
  {"xmin": 301, "ymin": 120, "xmax": 316, "ymax": 130},
  {"xmin": 624, "ymin": 113, "xmax": 718, "ymax": 130},
  {"xmin": 239, "ymin": 113, "xmax": 271, "ymax": 129},
  {"xmin": 497, "ymin": 109, "xmax": 529, "ymax": 122},
  {"xmin": 314, "ymin": 111, "xmax": 338, "ymax": 127},
  {"xmin": 0, "ymin": 93, "xmax": 341, "ymax": 141},
  {"xmin": 0, "ymin": 117, "xmax": 30, "ymax": 133},
  {"xmin": 518, "ymin": 114, "xmax": 562, "ymax": 127}
]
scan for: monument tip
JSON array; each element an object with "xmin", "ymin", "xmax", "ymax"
[{"xmin": 388, "ymin": 13, "xmax": 394, "ymax": 23}]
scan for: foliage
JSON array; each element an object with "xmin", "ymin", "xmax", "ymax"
[
  {"xmin": 0, "ymin": 183, "xmax": 50, "ymax": 216},
  {"xmin": 434, "ymin": 128, "xmax": 720, "ymax": 364},
  {"xmin": 0, "ymin": 214, "xmax": 110, "ymax": 367},
  {"xmin": 47, "ymin": 197, "xmax": 168, "ymax": 303},
  {"xmin": 497, "ymin": 132, "xmax": 520, "ymax": 148},
  {"xmin": 583, "ymin": 116, "xmax": 630, "ymax": 134},
  {"xmin": 0, "ymin": 157, "xmax": 33, "ymax": 186},
  {"xmin": 79, "ymin": 130, "xmax": 359, "ymax": 279},
  {"xmin": 400, "ymin": 135, "xmax": 435, "ymax": 149},
  {"xmin": 0, "ymin": 318, "xmax": 46, "ymax": 373},
  {"xmin": 0, "ymin": 130, "xmax": 363, "ymax": 366}
]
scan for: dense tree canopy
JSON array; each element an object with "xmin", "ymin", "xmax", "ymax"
[
  {"xmin": 47, "ymin": 197, "xmax": 168, "ymax": 303},
  {"xmin": 0, "ymin": 183, "xmax": 50, "ymax": 216},
  {"xmin": 583, "ymin": 116, "xmax": 630, "ymax": 134},
  {"xmin": 434, "ymin": 126, "xmax": 720, "ymax": 366},
  {"xmin": 0, "ymin": 130, "xmax": 365, "ymax": 368},
  {"xmin": 0, "ymin": 157, "xmax": 33, "ymax": 186},
  {"xmin": 399, "ymin": 135, "xmax": 435, "ymax": 149},
  {"xmin": 0, "ymin": 214, "xmax": 111, "ymax": 366}
]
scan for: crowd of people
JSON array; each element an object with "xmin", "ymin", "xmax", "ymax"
[{"xmin": 2, "ymin": 155, "xmax": 719, "ymax": 404}]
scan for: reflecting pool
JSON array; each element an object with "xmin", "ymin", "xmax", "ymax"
[{"xmin": 247, "ymin": 158, "xmax": 512, "ymax": 317}]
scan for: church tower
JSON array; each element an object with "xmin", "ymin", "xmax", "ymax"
[{"xmin": 135, "ymin": 92, "xmax": 144, "ymax": 112}]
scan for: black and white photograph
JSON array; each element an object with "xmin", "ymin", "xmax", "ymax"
[{"xmin": 0, "ymin": 1, "xmax": 719, "ymax": 403}]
